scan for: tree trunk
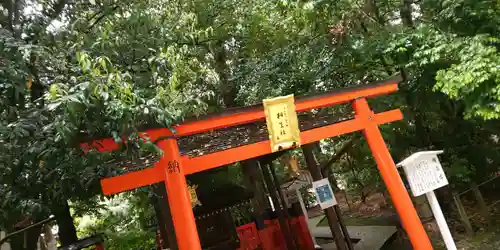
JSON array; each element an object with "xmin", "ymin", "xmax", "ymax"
[
  {"xmin": 364, "ymin": 0, "xmax": 385, "ymax": 25},
  {"xmin": 401, "ymin": 87, "xmax": 432, "ymax": 148},
  {"xmin": 4, "ymin": 0, "xmax": 14, "ymax": 33},
  {"xmin": 152, "ymin": 184, "xmax": 178, "ymax": 250},
  {"xmin": 260, "ymin": 163, "xmax": 298, "ymax": 250},
  {"xmin": 346, "ymin": 152, "xmax": 367, "ymax": 203},
  {"xmin": 51, "ymin": 200, "xmax": 78, "ymax": 247},
  {"xmin": 360, "ymin": 0, "xmax": 396, "ymax": 77},
  {"xmin": 398, "ymin": 0, "xmax": 415, "ymax": 81},
  {"xmin": 320, "ymin": 138, "xmax": 359, "ymax": 191},
  {"xmin": 211, "ymin": 42, "xmax": 238, "ymax": 108},
  {"xmin": 151, "ymin": 195, "xmax": 170, "ymax": 250},
  {"xmin": 400, "ymin": 0, "xmax": 414, "ymax": 28},
  {"xmin": 270, "ymin": 164, "xmax": 302, "ymax": 249},
  {"xmin": 307, "ymin": 141, "xmax": 340, "ymax": 191},
  {"xmin": 303, "ymin": 144, "xmax": 352, "ymax": 250},
  {"xmin": 241, "ymin": 159, "xmax": 268, "ymax": 214},
  {"xmin": 435, "ymin": 186, "xmax": 453, "ymax": 215},
  {"xmin": 12, "ymin": 0, "xmax": 21, "ymax": 32}
]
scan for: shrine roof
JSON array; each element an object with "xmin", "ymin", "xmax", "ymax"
[
  {"xmin": 109, "ymin": 107, "xmax": 352, "ymax": 173},
  {"xmin": 95, "ymin": 75, "xmax": 402, "ymax": 174}
]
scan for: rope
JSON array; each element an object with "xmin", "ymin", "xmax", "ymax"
[{"xmin": 195, "ymin": 200, "xmax": 252, "ymax": 220}]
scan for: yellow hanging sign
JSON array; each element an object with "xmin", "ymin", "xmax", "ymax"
[
  {"xmin": 187, "ymin": 184, "xmax": 201, "ymax": 207},
  {"xmin": 263, "ymin": 95, "xmax": 301, "ymax": 152},
  {"xmin": 289, "ymin": 155, "xmax": 300, "ymax": 173},
  {"xmin": 27, "ymin": 75, "xmax": 33, "ymax": 89}
]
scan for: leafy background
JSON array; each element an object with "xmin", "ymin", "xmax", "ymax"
[{"xmin": 1, "ymin": 0, "xmax": 499, "ymax": 249}]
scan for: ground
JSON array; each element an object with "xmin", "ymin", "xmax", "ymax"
[
  {"xmin": 454, "ymin": 229, "xmax": 500, "ymax": 249},
  {"xmin": 309, "ymin": 191, "xmax": 500, "ymax": 250}
]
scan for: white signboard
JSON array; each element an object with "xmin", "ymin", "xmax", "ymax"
[
  {"xmin": 398, "ymin": 150, "xmax": 456, "ymax": 250},
  {"xmin": 398, "ymin": 151, "xmax": 449, "ymax": 197},
  {"xmin": 312, "ymin": 178, "xmax": 337, "ymax": 209}
]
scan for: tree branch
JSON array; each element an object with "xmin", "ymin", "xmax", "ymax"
[
  {"xmin": 257, "ymin": 150, "xmax": 288, "ymax": 166},
  {"xmin": 25, "ymin": 0, "xmax": 69, "ymax": 106},
  {"xmin": 320, "ymin": 135, "xmax": 361, "ymax": 176},
  {"xmin": 400, "ymin": 0, "xmax": 414, "ymax": 28},
  {"xmin": 86, "ymin": 5, "xmax": 120, "ymax": 32},
  {"xmin": 45, "ymin": 0, "xmax": 68, "ymax": 21},
  {"xmin": 5, "ymin": 0, "xmax": 14, "ymax": 32},
  {"xmin": 359, "ymin": 21, "xmax": 394, "ymax": 76},
  {"xmin": 12, "ymin": 0, "xmax": 21, "ymax": 28}
]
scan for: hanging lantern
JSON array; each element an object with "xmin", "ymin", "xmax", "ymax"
[
  {"xmin": 289, "ymin": 155, "xmax": 300, "ymax": 173},
  {"xmin": 286, "ymin": 155, "xmax": 300, "ymax": 178},
  {"xmin": 27, "ymin": 75, "xmax": 33, "ymax": 89},
  {"xmin": 187, "ymin": 184, "xmax": 201, "ymax": 207}
]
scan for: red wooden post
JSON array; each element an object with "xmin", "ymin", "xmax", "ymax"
[
  {"xmin": 297, "ymin": 215, "xmax": 315, "ymax": 250},
  {"xmin": 157, "ymin": 139, "xmax": 202, "ymax": 250},
  {"xmin": 352, "ymin": 98, "xmax": 433, "ymax": 250}
]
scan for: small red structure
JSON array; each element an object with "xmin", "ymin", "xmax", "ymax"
[
  {"xmin": 82, "ymin": 75, "xmax": 433, "ymax": 250},
  {"xmin": 236, "ymin": 216, "xmax": 314, "ymax": 250}
]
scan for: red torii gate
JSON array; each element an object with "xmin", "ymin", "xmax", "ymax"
[{"xmin": 81, "ymin": 76, "xmax": 433, "ymax": 250}]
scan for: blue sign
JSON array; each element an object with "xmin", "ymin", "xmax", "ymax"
[
  {"xmin": 312, "ymin": 178, "xmax": 337, "ymax": 209},
  {"xmin": 316, "ymin": 184, "xmax": 334, "ymax": 203}
]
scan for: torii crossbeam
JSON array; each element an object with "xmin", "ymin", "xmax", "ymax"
[{"xmin": 81, "ymin": 75, "xmax": 434, "ymax": 250}]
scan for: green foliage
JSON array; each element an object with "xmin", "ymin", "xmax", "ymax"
[
  {"xmin": 1, "ymin": 0, "xmax": 500, "ymax": 244},
  {"xmin": 75, "ymin": 192, "xmax": 156, "ymax": 250},
  {"xmin": 385, "ymin": 24, "xmax": 500, "ymax": 119},
  {"xmin": 434, "ymin": 36, "xmax": 500, "ymax": 119}
]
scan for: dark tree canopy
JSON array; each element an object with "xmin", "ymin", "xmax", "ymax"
[{"xmin": 1, "ymin": 0, "xmax": 499, "ymax": 248}]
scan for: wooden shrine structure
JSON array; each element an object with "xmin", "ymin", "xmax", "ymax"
[{"xmin": 81, "ymin": 75, "xmax": 434, "ymax": 250}]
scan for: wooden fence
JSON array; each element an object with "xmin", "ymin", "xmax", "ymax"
[{"xmin": 452, "ymin": 175, "xmax": 500, "ymax": 237}]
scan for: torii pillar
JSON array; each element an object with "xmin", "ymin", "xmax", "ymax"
[
  {"xmin": 157, "ymin": 139, "xmax": 201, "ymax": 250},
  {"xmin": 100, "ymin": 136, "xmax": 202, "ymax": 250}
]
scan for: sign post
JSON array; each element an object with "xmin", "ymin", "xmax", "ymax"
[
  {"xmin": 312, "ymin": 178, "xmax": 338, "ymax": 210},
  {"xmin": 397, "ymin": 150, "xmax": 457, "ymax": 250}
]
